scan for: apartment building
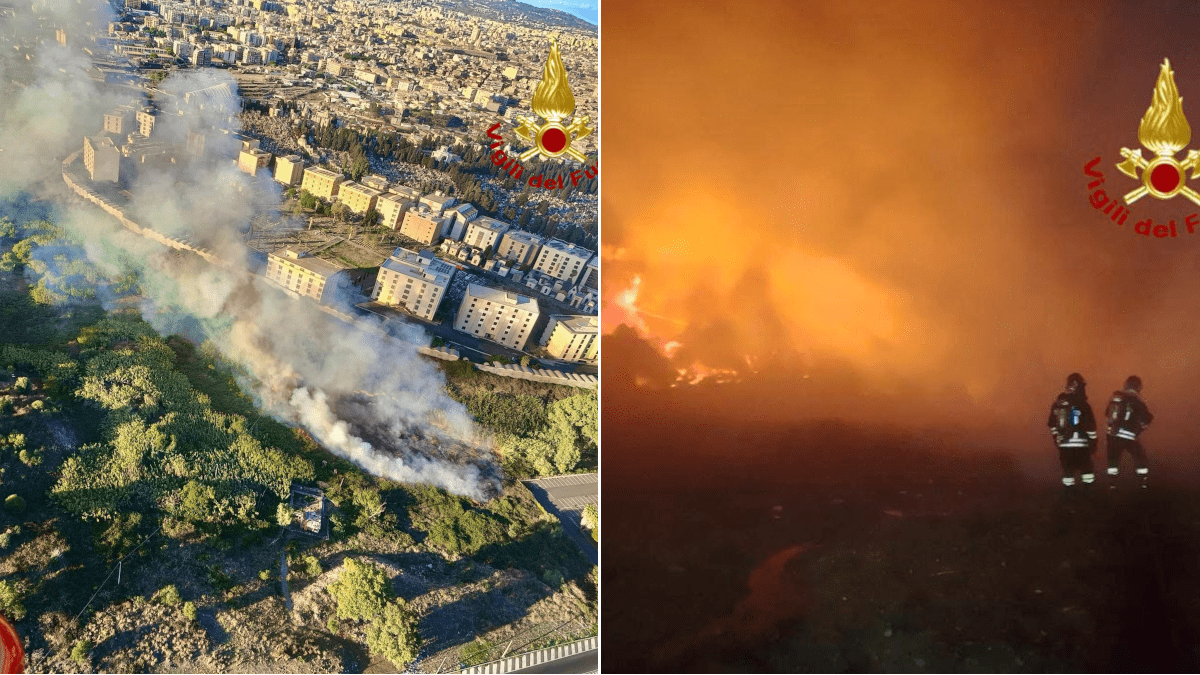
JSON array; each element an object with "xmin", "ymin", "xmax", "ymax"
[
  {"xmin": 377, "ymin": 191, "xmax": 416, "ymax": 230},
  {"xmin": 301, "ymin": 166, "xmax": 343, "ymax": 201},
  {"xmin": 399, "ymin": 208, "xmax": 447, "ymax": 245},
  {"xmin": 540, "ymin": 314, "xmax": 598, "ymax": 364},
  {"xmin": 463, "ymin": 216, "xmax": 511, "ymax": 254},
  {"xmin": 497, "ymin": 229, "xmax": 544, "ymax": 267},
  {"xmin": 370, "ymin": 247, "xmax": 456, "ymax": 321},
  {"xmin": 454, "ymin": 284, "xmax": 540, "ymax": 350},
  {"xmin": 265, "ymin": 247, "xmax": 342, "ymax": 302},
  {"xmin": 83, "ymin": 135, "xmax": 120, "ymax": 182},
  {"xmin": 337, "ymin": 181, "xmax": 382, "ymax": 215},
  {"xmin": 532, "ymin": 238, "xmax": 594, "ymax": 284}
]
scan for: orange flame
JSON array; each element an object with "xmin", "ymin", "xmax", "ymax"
[
  {"xmin": 531, "ymin": 37, "xmax": 575, "ymax": 122},
  {"xmin": 1139, "ymin": 59, "xmax": 1191, "ymax": 157}
]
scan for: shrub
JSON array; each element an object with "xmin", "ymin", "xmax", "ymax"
[
  {"xmin": 543, "ymin": 569, "xmax": 564, "ymax": 588},
  {"xmin": 259, "ymin": 569, "xmax": 271, "ymax": 581},
  {"xmin": 17, "ymin": 449, "xmax": 40, "ymax": 467},
  {"xmin": 12, "ymin": 377, "xmax": 28, "ymax": 392},
  {"xmin": 29, "ymin": 399, "xmax": 43, "ymax": 411},
  {"xmin": 0, "ymin": 580, "xmax": 25, "ymax": 620},
  {"xmin": 365, "ymin": 601, "xmax": 421, "ymax": 669},
  {"xmin": 70, "ymin": 639, "xmax": 92, "ymax": 666},
  {"xmin": 153, "ymin": 584, "xmax": 182, "ymax": 606},
  {"xmin": 460, "ymin": 637, "xmax": 494, "ymax": 667},
  {"xmin": 326, "ymin": 616, "xmax": 339, "ymax": 633},
  {"xmin": 303, "ymin": 555, "xmax": 322, "ymax": 578},
  {"xmin": 328, "ymin": 558, "xmax": 391, "ymax": 621},
  {"xmin": 276, "ymin": 502, "xmax": 292, "ymax": 527},
  {"xmin": 3, "ymin": 494, "xmax": 24, "ymax": 514},
  {"xmin": 183, "ymin": 601, "xmax": 197, "ymax": 621},
  {"xmin": 0, "ymin": 397, "xmax": 11, "ymax": 414}
]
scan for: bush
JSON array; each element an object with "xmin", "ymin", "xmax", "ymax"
[
  {"xmin": 328, "ymin": 558, "xmax": 392, "ymax": 621},
  {"xmin": 430, "ymin": 336, "xmax": 446, "ymax": 348},
  {"xmin": 3, "ymin": 494, "xmax": 24, "ymax": 514},
  {"xmin": 0, "ymin": 579, "xmax": 25, "ymax": 620},
  {"xmin": 543, "ymin": 569, "xmax": 564, "ymax": 588},
  {"xmin": 153, "ymin": 584, "xmax": 182, "ymax": 606},
  {"xmin": 70, "ymin": 639, "xmax": 91, "ymax": 666},
  {"xmin": 365, "ymin": 601, "xmax": 421, "ymax": 670},
  {"xmin": 460, "ymin": 637, "xmax": 494, "ymax": 667},
  {"xmin": 0, "ymin": 397, "xmax": 11, "ymax": 414},
  {"xmin": 12, "ymin": 377, "xmax": 28, "ymax": 392},
  {"xmin": 276, "ymin": 502, "xmax": 292, "ymax": 527},
  {"xmin": 327, "ymin": 616, "xmax": 339, "ymax": 633},
  {"xmin": 29, "ymin": 399, "xmax": 44, "ymax": 411},
  {"xmin": 303, "ymin": 555, "xmax": 322, "ymax": 578},
  {"xmin": 17, "ymin": 449, "xmax": 41, "ymax": 467},
  {"xmin": 183, "ymin": 601, "xmax": 197, "ymax": 621}
]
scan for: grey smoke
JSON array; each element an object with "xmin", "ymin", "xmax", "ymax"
[{"xmin": 0, "ymin": 0, "xmax": 496, "ymax": 500}]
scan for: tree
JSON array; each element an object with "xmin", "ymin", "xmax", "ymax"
[
  {"xmin": 177, "ymin": 480, "xmax": 215, "ymax": 522},
  {"xmin": 365, "ymin": 600, "xmax": 421, "ymax": 669},
  {"xmin": 0, "ymin": 579, "xmax": 25, "ymax": 620},
  {"xmin": 3, "ymin": 494, "xmax": 24, "ymax": 514},
  {"xmin": 328, "ymin": 558, "xmax": 391, "ymax": 621},
  {"xmin": 348, "ymin": 149, "xmax": 370, "ymax": 182},
  {"xmin": 276, "ymin": 502, "xmax": 292, "ymax": 527},
  {"xmin": 299, "ymin": 190, "xmax": 318, "ymax": 210}
]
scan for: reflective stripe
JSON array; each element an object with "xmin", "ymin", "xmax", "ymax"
[
  {"xmin": 1062, "ymin": 476, "xmax": 1076, "ymax": 486},
  {"xmin": 1060, "ymin": 441, "xmax": 1089, "ymax": 447},
  {"xmin": 1087, "ymin": 432, "xmax": 1098, "ymax": 439},
  {"xmin": 1116, "ymin": 429, "xmax": 1137, "ymax": 440},
  {"xmin": 1107, "ymin": 467, "xmax": 1119, "ymax": 476},
  {"xmin": 1136, "ymin": 468, "xmax": 1149, "ymax": 475},
  {"xmin": 1082, "ymin": 473, "xmax": 1096, "ymax": 483}
]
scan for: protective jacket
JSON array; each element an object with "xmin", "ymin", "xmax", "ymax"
[
  {"xmin": 1048, "ymin": 391, "xmax": 1098, "ymax": 448},
  {"xmin": 1106, "ymin": 390, "xmax": 1153, "ymax": 440}
]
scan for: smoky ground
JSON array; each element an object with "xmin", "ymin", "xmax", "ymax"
[{"xmin": 602, "ymin": 373, "xmax": 1200, "ymax": 673}]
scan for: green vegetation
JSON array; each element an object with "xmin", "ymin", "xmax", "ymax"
[
  {"xmin": 408, "ymin": 484, "xmax": 506, "ymax": 557},
  {"xmin": 4, "ymin": 494, "xmax": 24, "ymax": 514},
  {"xmin": 0, "ymin": 579, "xmax": 26, "ymax": 620},
  {"xmin": 301, "ymin": 554, "xmax": 322, "ymax": 578},
  {"xmin": 328, "ymin": 557, "xmax": 390, "ymax": 621},
  {"xmin": 70, "ymin": 639, "xmax": 92, "ymax": 666},
  {"xmin": 582, "ymin": 503, "xmax": 598, "ymax": 542},
  {"xmin": 460, "ymin": 637, "xmax": 494, "ymax": 667},
  {"xmin": 364, "ymin": 600, "xmax": 421, "ymax": 670},
  {"xmin": 496, "ymin": 391, "xmax": 598, "ymax": 476},
  {"xmin": 182, "ymin": 601, "xmax": 197, "ymax": 621},
  {"xmin": 153, "ymin": 584, "xmax": 182, "ymax": 606}
]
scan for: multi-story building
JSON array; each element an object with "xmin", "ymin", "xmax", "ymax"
[
  {"xmin": 399, "ymin": 208, "xmax": 447, "ymax": 245},
  {"xmin": 539, "ymin": 314, "xmax": 598, "ymax": 364},
  {"xmin": 301, "ymin": 166, "xmax": 343, "ymax": 201},
  {"xmin": 418, "ymin": 192, "xmax": 456, "ymax": 215},
  {"xmin": 265, "ymin": 247, "xmax": 342, "ymax": 302},
  {"xmin": 376, "ymin": 191, "xmax": 415, "ymax": 230},
  {"xmin": 370, "ymin": 247, "xmax": 455, "ymax": 321},
  {"xmin": 362, "ymin": 174, "xmax": 389, "ymax": 192},
  {"xmin": 532, "ymin": 239, "xmax": 594, "ymax": 284},
  {"xmin": 578, "ymin": 255, "xmax": 599, "ymax": 292},
  {"xmin": 83, "ymin": 135, "xmax": 120, "ymax": 182},
  {"xmin": 135, "ymin": 107, "xmax": 157, "ymax": 138},
  {"xmin": 274, "ymin": 155, "xmax": 304, "ymax": 185},
  {"xmin": 444, "ymin": 202, "xmax": 477, "ymax": 240},
  {"xmin": 103, "ymin": 105, "xmax": 135, "ymax": 135},
  {"xmin": 337, "ymin": 181, "xmax": 382, "ymax": 215},
  {"xmin": 237, "ymin": 148, "xmax": 271, "ymax": 176},
  {"xmin": 191, "ymin": 47, "xmax": 211, "ymax": 67},
  {"xmin": 463, "ymin": 216, "xmax": 510, "ymax": 254},
  {"xmin": 454, "ymin": 284, "xmax": 540, "ymax": 350},
  {"xmin": 389, "ymin": 184, "xmax": 421, "ymax": 203},
  {"xmin": 497, "ymin": 229, "xmax": 544, "ymax": 267}
]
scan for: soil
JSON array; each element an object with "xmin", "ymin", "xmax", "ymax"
[{"xmin": 604, "ymin": 389, "xmax": 1200, "ymax": 673}]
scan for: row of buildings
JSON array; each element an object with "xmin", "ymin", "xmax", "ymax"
[{"xmin": 262, "ymin": 245, "xmax": 595, "ymax": 362}]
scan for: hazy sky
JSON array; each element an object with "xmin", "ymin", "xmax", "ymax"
[{"xmin": 602, "ymin": 0, "xmax": 1200, "ymax": 457}]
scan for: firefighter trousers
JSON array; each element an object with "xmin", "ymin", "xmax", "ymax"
[
  {"xmin": 1107, "ymin": 436, "xmax": 1148, "ymax": 478},
  {"xmin": 1057, "ymin": 442, "xmax": 1095, "ymax": 486}
]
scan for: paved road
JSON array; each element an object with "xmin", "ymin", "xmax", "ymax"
[
  {"xmin": 510, "ymin": 649, "xmax": 597, "ymax": 674},
  {"xmin": 524, "ymin": 474, "xmax": 597, "ymax": 566}
]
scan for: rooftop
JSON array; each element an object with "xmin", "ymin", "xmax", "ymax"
[
  {"xmin": 270, "ymin": 246, "xmax": 342, "ymax": 278},
  {"xmin": 466, "ymin": 283, "xmax": 540, "ymax": 312},
  {"xmin": 552, "ymin": 314, "xmax": 599, "ymax": 334}
]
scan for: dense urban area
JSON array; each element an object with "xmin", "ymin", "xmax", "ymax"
[{"xmin": 0, "ymin": 0, "xmax": 598, "ymax": 672}]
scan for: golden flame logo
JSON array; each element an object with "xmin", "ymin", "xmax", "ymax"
[
  {"xmin": 531, "ymin": 38, "xmax": 575, "ymax": 122},
  {"xmin": 513, "ymin": 37, "xmax": 592, "ymax": 163},
  {"xmin": 1139, "ymin": 59, "xmax": 1191, "ymax": 157},
  {"xmin": 1115, "ymin": 59, "xmax": 1200, "ymax": 205}
]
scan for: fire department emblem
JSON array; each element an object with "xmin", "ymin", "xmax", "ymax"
[
  {"xmin": 514, "ymin": 38, "xmax": 592, "ymax": 163},
  {"xmin": 1117, "ymin": 59, "xmax": 1200, "ymax": 206}
]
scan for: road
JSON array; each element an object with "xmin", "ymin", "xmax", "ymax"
[
  {"xmin": 510, "ymin": 649, "xmax": 597, "ymax": 674},
  {"xmin": 523, "ymin": 474, "xmax": 597, "ymax": 566}
]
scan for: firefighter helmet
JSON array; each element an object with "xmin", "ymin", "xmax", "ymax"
[
  {"xmin": 1066, "ymin": 372, "xmax": 1086, "ymax": 392},
  {"xmin": 1124, "ymin": 375, "xmax": 1142, "ymax": 393}
]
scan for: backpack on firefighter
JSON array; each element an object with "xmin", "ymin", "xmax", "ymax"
[
  {"xmin": 1050, "ymin": 395, "xmax": 1090, "ymax": 446},
  {"xmin": 1107, "ymin": 381, "xmax": 1151, "ymax": 440}
]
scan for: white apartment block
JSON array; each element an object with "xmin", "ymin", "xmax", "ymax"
[
  {"xmin": 338, "ymin": 181, "xmax": 382, "ymax": 215},
  {"xmin": 532, "ymin": 239, "xmax": 594, "ymax": 284},
  {"xmin": 455, "ymin": 284, "xmax": 540, "ymax": 351},
  {"xmin": 578, "ymin": 255, "xmax": 599, "ymax": 292},
  {"xmin": 103, "ymin": 105, "xmax": 135, "ymax": 135},
  {"xmin": 237, "ymin": 148, "xmax": 271, "ymax": 176},
  {"xmin": 418, "ymin": 192, "xmax": 456, "ymax": 215},
  {"xmin": 463, "ymin": 216, "xmax": 511, "ymax": 253},
  {"xmin": 540, "ymin": 315, "xmax": 598, "ymax": 364},
  {"xmin": 265, "ymin": 247, "xmax": 342, "ymax": 302},
  {"xmin": 83, "ymin": 136, "xmax": 120, "ymax": 182},
  {"xmin": 370, "ymin": 247, "xmax": 456, "ymax": 321},
  {"xmin": 497, "ymin": 229, "xmax": 544, "ymax": 267},
  {"xmin": 135, "ymin": 108, "xmax": 157, "ymax": 138},
  {"xmin": 444, "ymin": 202, "xmax": 478, "ymax": 240}
]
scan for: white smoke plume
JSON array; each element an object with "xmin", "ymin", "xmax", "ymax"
[{"xmin": 0, "ymin": 0, "xmax": 497, "ymax": 500}]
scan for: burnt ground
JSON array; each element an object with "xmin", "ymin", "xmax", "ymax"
[{"xmin": 603, "ymin": 395, "xmax": 1200, "ymax": 673}]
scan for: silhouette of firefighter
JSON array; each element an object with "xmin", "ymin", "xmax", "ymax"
[
  {"xmin": 1048, "ymin": 373, "xmax": 1098, "ymax": 488},
  {"xmin": 1106, "ymin": 375, "xmax": 1154, "ymax": 489}
]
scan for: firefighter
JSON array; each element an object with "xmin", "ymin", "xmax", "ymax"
[
  {"xmin": 1048, "ymin": 372, "xmax": 1099, "ymax": 488},
  {"xmin": 1105, "ymin": 375, "xmax": 1154, "ymax": 489}
]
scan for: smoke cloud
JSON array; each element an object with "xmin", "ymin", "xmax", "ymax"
[
  {"xmin": 603, "ymin": 0, "xmax": 1200, "ymax": 470},
  {"xmin": 0, "ymin": 0, "xmax": 494, "ymax": 499}
]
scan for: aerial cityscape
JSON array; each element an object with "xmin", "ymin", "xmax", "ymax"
[{"xmin": 0, "ymin": 0, "xmax": 596, "ymax": 671}]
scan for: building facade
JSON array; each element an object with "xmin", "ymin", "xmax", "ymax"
[
  {"xmin": 274, "ymin": 155, "xmax": 304, "ymax": 185},
  {"xmin": 337, "ymin": 181, "xmax": 382, "ymax": 215},
  {"xmin": 301, "ymin": 166, "xmax": 343, "ymax": 201},
  {"xmin": 265, "ymin": 247, "xmax": 342, "ymax": 302},
  {"xmin": 454, "ymin": 284, "xmax": 540, "ymax": 350},
  {"xmin": 83, "ymin": 135, "xmax": 120, "ymax": 182},
  {"xmin": 399, "ymin": 208, "xmax": 446, "ymax": 245},
  {"xmin": 463, "ymin": 216, "xmax": 511, "ymax": 253},
  {"xmin": 237, "ymin": 148, "xmax": 271, "ymax": 176},
  {"xmin": 376, "ymin": 192, "xmax": 415, "ymax": 230},
  {"xmin": 540, "ymin": 315, "xmax": 599, "ymax": 364},
  {"xmin": 370, "ymin": 247, "xmax": 455, "ymax": 321},
  {"xmin": 532, "ymin": 239, "xmax": 594, "ymax": 284},
  {"xmin": 497, "ymin": 229, "xmax": 544, "ymax": 267}
]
